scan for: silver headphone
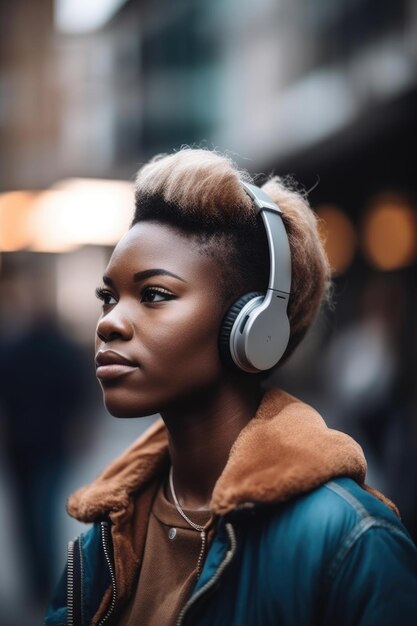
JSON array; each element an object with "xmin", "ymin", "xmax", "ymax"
[{"xmin": 218, "ymin": 182, "xmax": 292, "ymax": 373}]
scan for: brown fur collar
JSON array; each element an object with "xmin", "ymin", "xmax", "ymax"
[{"xmin": 68, "ymin": 388, "xmax": 397, "ymax": 523}]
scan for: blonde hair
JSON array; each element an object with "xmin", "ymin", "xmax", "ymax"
[
  {"xmin": 134, "ymin": 149, "xmax": 255, "ymax": 227},
  {"xmin": 133, "ymin": 148, "xmax": 331, "ymax": 364}
]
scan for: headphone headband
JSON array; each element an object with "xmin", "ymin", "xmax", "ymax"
[
  {"xmin": 241, "ymin": 182, "xmax": 291, "ymax": 297},
  {"xmin": 241, "ymin": 182, "xmax": 283, "ymax": 215}
]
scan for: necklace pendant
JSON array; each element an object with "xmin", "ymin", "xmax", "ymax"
[{"xmin": 169, "ymin": 466, "xmax": 211, "ymax": 579}]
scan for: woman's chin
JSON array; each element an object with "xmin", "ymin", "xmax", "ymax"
[{"xmin": 103, "ymin": 395, "xmax": 158, "ymax": 419}]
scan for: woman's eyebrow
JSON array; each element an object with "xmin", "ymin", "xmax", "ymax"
[
  {"xmin": 133, "ymin": 268, "xmax": 187, "ymax": 283},
  {"xmin": 102, "ymin": 275, "xmax": 114, "ymax": 286},
  {"xmin": 101, "ymin": 269, "xmax": 186, "ymax": 287}
]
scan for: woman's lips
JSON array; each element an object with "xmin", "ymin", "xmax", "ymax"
[
  {"xmin": 96, "ymin": 363, "xmax": 138, "ymax": 381},
  {"xmin": 95, "ymin": 350, "xmax": 139, "ymax": 381}
]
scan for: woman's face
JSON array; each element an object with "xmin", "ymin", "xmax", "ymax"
[{"xmin": 95, "ymin": 221, "xmax": 228, "ymax": 417}]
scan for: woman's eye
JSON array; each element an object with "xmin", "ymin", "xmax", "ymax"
[
  {"xmin": 141, "ymin": 287, "xmax": 175, "ymax": 303},
  {"xmin": 95, "ymin": 287, "xmax": 117, "ymax": 306}
]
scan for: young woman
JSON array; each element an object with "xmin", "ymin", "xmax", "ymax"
[{"xmin": 46, "ymin": 148, "xmax": 417, "ymax": 626}]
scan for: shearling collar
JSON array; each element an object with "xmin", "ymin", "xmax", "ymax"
[{"xmin": 68, "ymin": 388, "xmax": 393, "ymax": 523}]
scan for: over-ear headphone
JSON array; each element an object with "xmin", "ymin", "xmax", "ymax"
[{"xmin": 219, "ymin": 182, "xmax": 292, "ymax": 373}]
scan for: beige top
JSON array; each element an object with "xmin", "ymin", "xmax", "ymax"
[{"xmin": 117, "ymin": 479, "xmax": 213, "ymax": 626}]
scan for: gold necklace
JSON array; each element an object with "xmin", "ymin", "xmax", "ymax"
[{"xmin": 168, "ymin": 466, "xmax": 208, "ymax": 577}]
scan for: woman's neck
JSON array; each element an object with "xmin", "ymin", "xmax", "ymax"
[{"xmin": 161, "ymin": 381, "xmax": 262, "ymax": 510}]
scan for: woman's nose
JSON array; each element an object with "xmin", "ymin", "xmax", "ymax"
[{"xmin": 96, "ymin": 306, "xmax": 134, "ymax": 343}]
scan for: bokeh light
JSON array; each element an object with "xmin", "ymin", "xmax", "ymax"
[
  {"xmin": 0, "ymin": 192, "xmax": 38, "ymax": 251},
  {"xmin": 361, "ymin": 195, "xmax": 417, "ymax": 271},
  {"xmin": 0, "ymin": 179, "xmax": 134, "ymax": 253},
  {"xmin": 30, "ymin": 178, "xmax": 134, "ymax": 251}
]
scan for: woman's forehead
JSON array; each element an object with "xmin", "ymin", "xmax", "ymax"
[{"xmin": 106, "ymin": 221, "xmax": 219, "ymax": 282}]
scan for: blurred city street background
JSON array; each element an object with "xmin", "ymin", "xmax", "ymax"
[{"xmin": 0, "ymin": 0, "xmax": 416, "ymax": 623}]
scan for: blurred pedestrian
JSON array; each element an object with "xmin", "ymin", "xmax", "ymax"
[{"xmin": 0, "ymin": 312, "xmax": 90, "ymax": 607}]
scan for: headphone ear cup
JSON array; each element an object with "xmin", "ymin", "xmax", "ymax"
[{"xmin": 219, "ymin": 291, "xmax": 264, "ymax": 370}]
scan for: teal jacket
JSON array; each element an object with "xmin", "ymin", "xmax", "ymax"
[{"xmin": 45, "ymin": 390, "xmax": 417, "ymax": 625}]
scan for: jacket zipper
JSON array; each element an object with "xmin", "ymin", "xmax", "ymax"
[
  {"xmin": 97, "ymin": 521, "xmax": 117, "ymax": 626},
  {"xmin": 67, "ymin": 540, "xmax": 75, "ymax": 626},
  {"xmin": 67, "ymin": 536, "xmax": 84, "ymax": 626},
  {"xmin": 176, "ymin": 522, "xmax": 237, "ymax": 626}
]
